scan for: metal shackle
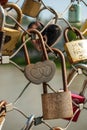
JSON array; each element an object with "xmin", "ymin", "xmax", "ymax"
[
  {"xmin": 3, "ymin": 2, "xmax": 22, "ymax": 29},
  {"xmin": 21, "ymin": 28, "xmax": 49, "ymax": 64},
  {"xmin": 64, "ymin": 26, "xmax": 84, "ymax": 42},
  {"xmin": 51, "ymin": 48, "xmax": 68, "ymax": 91}
]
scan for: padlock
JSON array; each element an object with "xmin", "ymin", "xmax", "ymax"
[
  {"xmin": 21, "ymin": 0, "xmax": 41, "ymax": 18},
  {"xmin": 68, "ymin": 3, "xmax": 81, "ymax": 23},
  {"xmin": 2, "ymin": 2, "xmax": 22, "ymax": 56},
  {"xmin": 64, "ymin": 26, "xmax": 87, "ymax": 64},
  {"xmin": 21, "ymin": 28, "xmax": 56, "ymax": 84},
  {"xmin": 41, "ymin": 48, "xmax": 73, "ymax": 120}
]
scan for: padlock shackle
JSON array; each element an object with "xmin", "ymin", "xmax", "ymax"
[
  {"xmin": 51, "ymin": 48, "xmax": 68, "ymax": 91},
  {"xmin": 28, "ymin": 29, "xmax": 49, "ymax": 60},
  {"xmin": 21, "ymin": 28, "xmax": 49, "ymax": 64},
  {"xmin": 64, "ymin": 26, "xmax": 83, "ymax": 42},
  {"xmin": 3, "ymin": 2, "xmax": 22, "ymax": 29},
  {"xmin": 21, "ymin": 31, "xmax": 31, "ymax": 65}
]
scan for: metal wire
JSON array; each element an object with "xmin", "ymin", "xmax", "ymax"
[{"xmin": 13, "ymin": 81, "xmax": 31, "ymax": 104}]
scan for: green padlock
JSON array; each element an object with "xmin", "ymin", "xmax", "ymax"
[{"xmin": 68, "ymin": 3, "xmax": 81, "ymax": 23}]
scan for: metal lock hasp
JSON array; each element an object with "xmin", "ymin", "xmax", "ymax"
[
  {"xmin": 21, "ymin": 0, "xmax": 41, "ymax": 18},
  {"xmin": 21, "ymin": 28, "xmax": 56, "ymax": 84},
  {"xmin": 41, "ymin": 48, "xmax": 73, "ymax": 120},
  {"xmin": 2, "ymin": 3, "xmax": 22, "ymax": 56},
  {"xmin": 64, "ymin": 27, "xmax": 87, "ymax": 64}
]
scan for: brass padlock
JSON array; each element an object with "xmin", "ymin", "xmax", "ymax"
[
  {"xmin": 2, "ymin": 3, "xmax": 22, "ymax": 56},
  {"xmin": 21, "ymin": 0, "xmax": 41, "ymax": 18},
  {"xmin": 41, "ymin": 48, "xmax": 73, "ymax": 120},
  {"xmin": 21, "ymin": 28, "xmax": 56, "ymax": 84},
  {"xmin": 64, "ymin": 27, "xmax": 87, "ymax": 64}
]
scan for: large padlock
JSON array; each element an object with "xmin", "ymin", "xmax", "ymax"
[
  {"xmin": 21, "ymin": 0, "xmax": 41, "ymax": 18},
  {"xmin": 2, "ymin": 2, "xmax": 22, "ymax": 56},
  {"xmin": 41, "ymin": 48, "xmax": 73, "ymax": 120},
  {"xmin": 21, "ymin": 28, "xmax": 56, "ymax": 84},
  {"xmin": 64, "ymin": 26, "xmax": 87, "ymax": 64}
]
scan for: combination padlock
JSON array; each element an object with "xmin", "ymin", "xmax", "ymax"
[
  {"xmin": 42, "ymin": 48, "xmax": 73, "ymax": 120},
  {"xmin": 21, "ymin": 28, "xmax": 56, "ymax": 84},
  {"xmin": 2, "ymin": 2, "xmax": 22, "ymax": 56},
  {"xmin": 21, "ymin": 0, "xmax": 41, "ymax": 18},
  {"xmin": 64, "ymin": 26, "xmax": 87, "ymax": 64}
]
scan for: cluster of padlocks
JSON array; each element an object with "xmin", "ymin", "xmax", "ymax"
[{"xmin": 0, "ymin": 0, "xmax": 87, "ymax": 130}]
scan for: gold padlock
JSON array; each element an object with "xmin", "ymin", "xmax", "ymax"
[
  {"xmin": 2, "ymin": 2, "xmax": 22, "ymax": 56},
  {"xmin": 21, "ymin": 0, "xmax": 41, "ymax": 18},
  {"xmin": 41, "ymin": 48, "xmax": 73, "ymax": 120},
  {"xmin": 64, "ymin": 27, "xmax": 87, "ymax": 64}
]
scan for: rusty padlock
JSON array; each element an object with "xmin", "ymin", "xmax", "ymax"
[
  {"xmin": 2, "ymin": 2, "xmax": 22, "ymax": 56},
  {"xmin": 64, "ymin": 26, "xmax": 87, "ymax": 64},
  {"xmin": 21, "ymin": 0, "xmax": 41, "ymax": 18},
  {"xmin": 41, "ymin": 48, "xmax": 73, "ymax": 120},
  {"xmin": 21, "ymin": 28, "xmax": 56, "ymax": 84}
]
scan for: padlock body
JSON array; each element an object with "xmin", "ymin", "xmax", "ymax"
[
  {"xmin": 2, "ymin": 27, "xmax": 21, "ymax": 55},
  {"xmin": 64, "ymin": 39, "xmax": 87, "ymax": 63},
  {"xmin": 21, "ymin": 0, "xmax": 41, "ymax": 17},
  {"xmin": 41, "ymin": 91, "xmax": 73, "ymax": 120},
  {"xmin": 68, "ymin": 4, "xmax": 81, "ymax": 23}
]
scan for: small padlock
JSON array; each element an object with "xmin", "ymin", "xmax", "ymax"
[
  {"xmin": 21, "ymin": 0, "xmax": 41, "ymax": 18},
  {"xmin": 68, "ymin": 3, "xmax": 81, "ymax": 23},
  {"xmin": 21, "ymin": 28, "xmax": 56, "ymax": 84},
  {"xmin": 64, "ymin": 26, "xmax": 87, "ymax": 64},
  {"xmin": 2, "ymin": 2, "xmax": 22, "ymax": 56},
  {"xmin": 41, "ymin": 48, "xmax": 73, "ymax": 120}
]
